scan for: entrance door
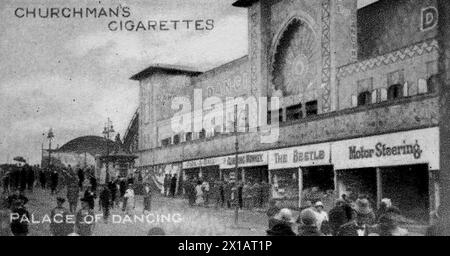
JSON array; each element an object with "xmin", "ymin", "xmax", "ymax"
[{"xmin": 381, "ymin": 164, "xmax": 429, "ymax": 224}]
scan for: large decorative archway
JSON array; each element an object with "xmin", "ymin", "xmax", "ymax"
[{"xmin": 270, "ymin": 17, "xmax": 320, "ymax": 99}]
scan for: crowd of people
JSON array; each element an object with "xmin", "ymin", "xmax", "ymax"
[
  {"xmin": 182, "ymin": 178, "xmax": 271, "ymax": 210},
  {"xmin": 0, "ymin": 162, "xmax": 152, "ymax": 236},
  {"xmin": 265, "ymin": 195, "xmax": 422, "ymax": 236}
]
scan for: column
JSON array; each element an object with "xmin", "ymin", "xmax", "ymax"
[
  {"xmin": 376, "ymin": 168, "xmax": 382, "ymax": 209},
  {"xmin": 298, "ymin": 167, "xmax": 303, "ymax": 209}
]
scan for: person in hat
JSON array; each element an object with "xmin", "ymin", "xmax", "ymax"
[
  {"xmin": 266, "ymin": 208, "xmax": 296, "ymax": 236},
  {"xmin": 328, "ymin": 199, "xmax": 352, "ymax": 236},
  {"xmin": 337, "ymin": 199, "xmax": 376, "ymax": 236},
  {"xmin": 67, "ymin": 181, "xmax": 80, "ymax": 213},
  {"xmin": 376, "ymin": 198, "xmax": 392, "ymax": 222},
  {"xmin": 124, "ymin": 183, "xmax": 135, "ymax": 215},
  {"xmin": 50, "ymin": 197, "xmax": 74, "ymax": 236},
  {"xmin": 99, "ymin": 184, "xmax": 111, "ymax": 223},
  {"xmin": 298, "ymin": 208, "xmax": 323, "ymax": 236},
  {"xmin": 10, "ymin": 199, "xmax": 30, "ymax": 236},
  {"xmin": 143, "ymin": 183, "xmax": 152, "ymax": 214},
  {"xmin": 75, "ymin": 197, "xmax": 95, "ymax": 236},
  {"xmin": 313, "ymin": 201, "xmax": 329, "ymax": 232},
  {"xmin": 83, "ymin": 185, "xmax": 96, "ymax": 210},
  {"xmin": 371, "ymin": 210, "xmax": 408, "ymax": 236}
]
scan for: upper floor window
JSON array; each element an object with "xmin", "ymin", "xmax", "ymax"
[
  {"xmin": 357, "ymin": 91, "xmax": 371, "ymax": 106},
  {"xmin": 199, "ymin": 129, "xmax": 206, "ymax": 139},
  {"xmin": 185, "ymin": 132, "xmax": 193, "ymax": 142},
  {"xmin": 161, "ymin": 138, "xmax": 171, "ymax": 147},
  {"xmin": 427, "ymin": 74, "xmax": 439, "ymax": 94},
  {"xmin": 387, "ymin": 84, "xmax": 403, "ymax": 100},
  {"xmin": 173, "ymin": 134, "xmax": 180, "ymax": 145},
  {"xmin": 286, "ymin": 104, "xmax": 303, "ymax": 121},
  {"xmin": 305, "ymin": 101, "xmax": 318, "ymax": 117}
]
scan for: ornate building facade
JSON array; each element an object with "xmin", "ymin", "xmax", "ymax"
[{"xmin": 131, "ymin": 0, "xmax": 444, "ymax": 224}]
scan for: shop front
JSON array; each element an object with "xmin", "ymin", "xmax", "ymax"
[
  {"xmin": 268, "ymin": 143, "xmax": 332, "ymax": 209},
  {"xmin": 150, "ymin": 162, "xmax": 182, "ymax": 195},
  {"xmin": 221, "ymin": 152, "xmax": 269, "ymax": 183},
  {"xmin": 332, "ymin": 127, "xmax": 440, "ymax": 224},
  {"xmin": 182, "ymin": 157, "xmax": 225, "ymax": 182}
]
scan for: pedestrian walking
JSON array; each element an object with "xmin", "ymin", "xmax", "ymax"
[
  {"xmin": 163, "ymin": 174, "xmax": 170, "ymax": 197},
  {"xmin": 108, "ymin": 180, "xmax": 117, "ymax": 209},
  {"xmin": 90, "ymin": 175, "xmax": 98, "ymax": 194},
  {"xmin": 202, "ymin": 179, "xmax": 210, "ymax": 206},
  {"xmin": 2, "ymin": 171, "xmax": 10, "ymax": 194},
  {"xmin": 26, "ymin": 164, "xmax": 35, "ymax": 192},
  {"xmin": 143, "ymin": 183, "xmax": 152, "ymax": 213},
  {"xmin": 50, "ymin": 197, "xmax": 74, "ymax": 236},
  {"xmin": 298, "ymin": 208, "xmax": 323, "ymax": 236},
  {"xmin": 50, "ymin": 169, "xmax": 59, "ymax": 195},
  {"xmin": 313, "ymin": 201, "xmax": 330, "ymax": 234},
  {"xmin": 39, "ymin": 169, "xmax": 46, "ymax": 189},
  {"xmin": 328, "ymin": 199, "xmax": 352, "ymax": 236},
  {"xmin": 83, "ymin": 185, "xmax": 96, "ymax": 210},
  {"xmin": 243, "ymin": 181, "xmax": 253, "ymax": 210},
  {"xmin": 10, "ymin": 200, "xmax": 30, "ymax": 236},
  {"xmin": 170, "ymin": 174, "xmax": 177, "ymax": 198},
  {"xmin": 337, "ymin": 199, "xmax": 376, "ymax": 236},
  {"xmin": 67, "ymin": 182, "xmax": 79, "ymax": 213},
  {"xmin": 195, "ymin": 181, "xmax": 204, "ymax": 206},
  {"xmin": 266, "ymin": 208, "xmax": 296, "ymax": 236},
  {"xmin": 99, "ymin": 184, "xmax": 111, "ymax": 223},
  {"xmin": 267, "ymin": 199, "xmax": 281, "ymax": 230},
  {"xmin": 75, "ymin": 198, "xmax": 95, "ymax": 236},
  {"xmin": 19, "ymin": 165, "xmax": 27, "ymax": 193},
  {"xmin": 77, "ymin": 168, "xmax": 84, "ymax": 190},
  {"xmin": 124, "ymin": 184, "xmax": 135, "ymax": 215}
]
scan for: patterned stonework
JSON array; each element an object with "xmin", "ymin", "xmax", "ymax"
[
  {"xmin": 337, "ymin": 39, "xmax": 439, "ymax": 79},
  {"xmin": 321, "ymin": 0, "xmax": 332, "ymax": 113}
]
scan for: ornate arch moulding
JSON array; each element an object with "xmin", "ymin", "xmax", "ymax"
[{"xmin": 268, "ymin": 14, "xmax": 319, "ymax": 101}]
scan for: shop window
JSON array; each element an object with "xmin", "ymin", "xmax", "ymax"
[
  {"xmin": 173, "ymin": 134, "xmax": 180, "ymax": 145},
  {"xmin": 387, "ymin": 84, "xmax": 403, "ymax": 100},
  {"xmin": 199, "ymin": 129, "xmax": 206, "ymax": 139},
  {"xmin": 427, "ymin": 74, "xmax": 439, "ymax": 94},
  {"xmin": 185, "ymin": 132, "xmax": 192, "ymax": 142},
  {"xmin": 286, "ymin": 104, "xmax": 303, "ymax": 121},
  {"xmin": 357, "ymin": 91, "xmax": 371, "ymax": 106},
  {"xmin": 305, "ymin": 101, "xmax": 318, "ymax": 117}
]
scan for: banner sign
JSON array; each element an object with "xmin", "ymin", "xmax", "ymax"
[
  {"xmin": 332, "ymin": 127, "xmax": 439, "ymax": 170},
  {"xmin": 268, "ymin": 143, "xmax": 331, "ymax": 170},
  {"xmin": 182, "ymin": 157, "xmax": 225, "ymax": 169},
  {"xmin": 221, "ymin": 152, "xmax": 268, "ymax": 169}
]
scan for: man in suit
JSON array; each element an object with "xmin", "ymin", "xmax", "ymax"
[{"xmin": 337, "ymin": 198, "xmax": 376, "ymax": 236}]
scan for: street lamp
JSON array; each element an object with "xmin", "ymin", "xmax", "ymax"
[
  {"xmin": 47, "ymin": 128, "xmax": 54, "ymax": 170},
  {"xmin": 102, "ymin": 118, "xmax": 115, "ymax": 183}
]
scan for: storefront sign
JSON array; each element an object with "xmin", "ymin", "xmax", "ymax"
[
  {"xmin": 182, "ymin": 157, "xmax": 225, "ymax": 169},
  {"xmin": 268, "ymin": 143, "xmax": 331, "ymax": 170},
  {"xmin": 221, "ymin": 152, "xmax": 268, "ymax": 169},
  {"xmin": 332, "ymin": 127, "xmax": 439, "ymax": 170}
]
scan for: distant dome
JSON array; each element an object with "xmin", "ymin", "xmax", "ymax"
[{"xmin": 55, "ymin": 136, "xmax": 121, "ymax": 156}]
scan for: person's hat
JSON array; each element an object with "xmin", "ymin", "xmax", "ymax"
[
  {"xmin": 381, "ymin": 198, "xmax": 392, "ymax": 207},
  {"xmin": 275, "ymin": 208, "xmax": 295, "ymax": 223},
  {"xmin": 355, "ymin": 199, "xmax": 372, "ymax": 215},
  {"xmin": 56, "ymin": 197, "xmax": 66, "ymax": 203},
  {"xmin": 300, "ymin": 208, "xmax": 318, "ymax": 226},
  {"xmin": 314, "ymin": 201, "xmax": 324, "ymax": 208}
]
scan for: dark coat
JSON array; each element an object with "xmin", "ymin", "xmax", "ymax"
[
  {"xmin": 298, "ymin": 226, "xmax": 324, "ymax": 236},
  {"xmin": 266, "ymin": 222, "xmax": 296, "ymax": 236},
  {"xmin": 83, "ymin": 190, "xmax": 96, "ymax": 210},
  {"xmin": 10, "ymin": 206, "xmax": 30, "ymax": 235},
  {"xmin": 99, "ymin": 188, "xmax": 111, "ymax": 208},
  {"xmin": 337, "ymin": 221, "xmax": 370, "ymax": 236},
  {"xmin": 329, "ymin": 205, "xmax": 349, "ymax": 235}
]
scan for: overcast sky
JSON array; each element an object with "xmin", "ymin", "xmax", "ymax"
[
  {"xmin": 0, "ymin": 0, "xmax": 247, "ymax": 164},
  {"xmin": 0, "ymin": 0, "xmax": 378, "ymax": 165}
]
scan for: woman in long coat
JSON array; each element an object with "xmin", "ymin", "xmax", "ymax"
[{"xmin": 143, "ymin": 183, "xmax": 152, "ymax": 213}]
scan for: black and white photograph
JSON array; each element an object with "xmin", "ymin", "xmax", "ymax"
[{"xmin": 1, "ymin": 0, "xmax": 450, "ymax": 239}]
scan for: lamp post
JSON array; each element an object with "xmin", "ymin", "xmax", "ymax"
[
  {"xmin": 47, "ymin": 128, "xmax": 54, "ymax": 170},
  {"xmin": 102, "ymin": 118, "xmax": 115, "ymax": 184}
]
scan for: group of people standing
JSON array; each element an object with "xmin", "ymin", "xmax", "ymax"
[
  {"xmin": 266, "ymin": 195, "xmax": 413, "ymax": 236},
  {"xmin": 182, "ymin": 178, "xmax": 271, "ymax": 210}
]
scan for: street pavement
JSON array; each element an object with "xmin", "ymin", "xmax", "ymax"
[{"xmin": 23, "ymin": 188, "xmax": 269, "ymax": 236}]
